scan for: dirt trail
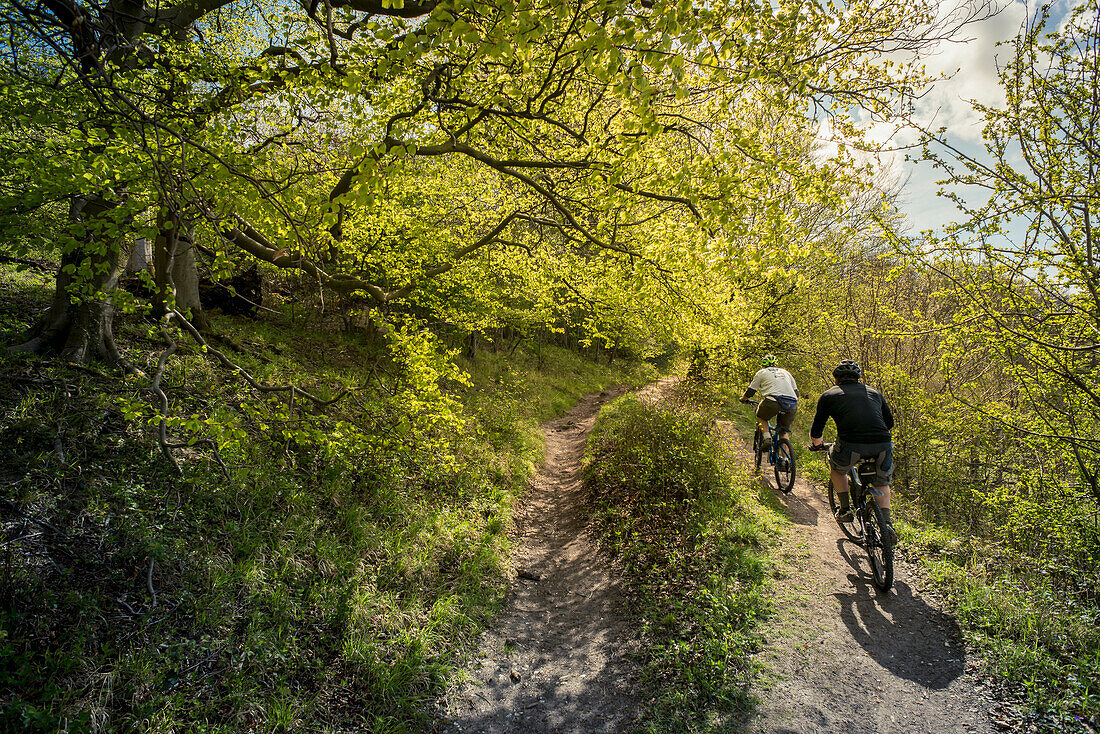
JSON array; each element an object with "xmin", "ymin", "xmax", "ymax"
[
  {"xmin": 728, "ymin": 421, "xmax": 1002, "ymax": 734},
  {"xmin": 441, "ymin": 387, "xmax": 1002, "ymax": 733},
  {"xmin": 440, "ymin": 378, "xmax": 677, "ymax": 733}
]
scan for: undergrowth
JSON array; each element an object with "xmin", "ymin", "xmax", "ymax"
[
  {"xmin": 899, "ymin": 521, "xmax": 1100, "ymax": 733},
  {"xmin": 0, "ymin": 265, "xmax": 657, "ymax": 733},
  {"xmin": 583, "ymin": 394, "xmax": 784, "ymax": 733}
]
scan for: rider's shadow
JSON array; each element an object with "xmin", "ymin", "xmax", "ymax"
[{"xmin": 832, "ymin": 540, "xmax": 967, "ymax": 689}]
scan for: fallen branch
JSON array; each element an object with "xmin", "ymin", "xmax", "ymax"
[
  {"xmin": 0, "ymin": 254, "xmax": 52, "ymax": 271},
  {"xmin": 146, "ymin": 557, "xmax": 157, "ymax": 608},
  {"xmin": 152, "ymin": 314, "xmax": 182, "ymax": 474},
  {"xmin": 0, "ymin": 498, "xmax": 66, "ymax": 537},
  {"xmin": 151, "ymin": 313, "xmax": 232, "ymax": 478},
  {"xmin": 115, "ymin": 597, "xmax": 139, "ymax": 617}
]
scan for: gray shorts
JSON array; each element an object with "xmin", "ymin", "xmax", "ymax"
[{"xmin": 829, "ymin": 440, "xmax": 894, "ymax": 489}]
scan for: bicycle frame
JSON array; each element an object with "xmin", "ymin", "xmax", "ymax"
[
  {"xmin": 846, "ymin": 462, "xmax": 876, "ymax": 528},
  {"xmin": 747, "ymin": 401, "xmax": 788, "ymax": 467}
]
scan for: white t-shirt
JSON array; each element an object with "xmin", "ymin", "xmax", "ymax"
[{"xmin": 748, "ymin": 367, "xmax": 798, "ymax": 399}]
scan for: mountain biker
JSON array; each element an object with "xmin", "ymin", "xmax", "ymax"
[
  {"xmin": 739, "ymin": 354, "xmax": 799, "ymax": 446},
  {"xmin": 809, "ymin": 360, "xmax": 897, "ymax": 546}
]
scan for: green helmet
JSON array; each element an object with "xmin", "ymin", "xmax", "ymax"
[{"xmin": 761, "ymin": 354, "xmax": 778, "ymax": 367}]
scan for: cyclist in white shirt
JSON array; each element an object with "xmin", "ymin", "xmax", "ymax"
[{"xmin": 739, "ymin": 354, "xmax": 800, "ymax": 442}]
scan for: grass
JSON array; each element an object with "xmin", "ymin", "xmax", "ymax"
[
  {"xmin": 583, "ymin": 393, "xmax": 786, "ymax": 732},
  {"xmin": 898, "ymin": 520, "xmax": 1100, "ymax": 733},
  {"xmin": 0, "ymin": 263, "xmax": 659, "ymax": 733}
]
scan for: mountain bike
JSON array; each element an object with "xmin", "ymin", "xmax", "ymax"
[
  {"xmin": 745, "ymin": 400, "xmax": 795, "ymax": 493},
  {"xmin": 811, "ymin": 443, "xmax": 893, "ymax": 592}
]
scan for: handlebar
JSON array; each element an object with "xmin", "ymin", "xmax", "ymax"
[
  {"xmin": 740, "ymin": 399, "xmax": 759, "ymax": 406},
  {"xmin": 808, "ymin": 442, "xmax": 830, "ymax": 452}
]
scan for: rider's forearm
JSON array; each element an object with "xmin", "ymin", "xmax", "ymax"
[{"xmin": 808, "ymin": 409, "xmax": 828, "ymax": 440}]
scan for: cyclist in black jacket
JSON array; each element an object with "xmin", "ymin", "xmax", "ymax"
[{"xmin": 809, "ymin": 360, "xmax": 897, "ymax": 546}]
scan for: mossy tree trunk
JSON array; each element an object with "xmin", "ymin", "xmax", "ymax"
[
  {"xmin": 154, "ymin": 208, "xmax": 208, "ymax": 331},
  {"xmin": 11, "ymin": 196, "xmax": 126, "ymax": 364}
]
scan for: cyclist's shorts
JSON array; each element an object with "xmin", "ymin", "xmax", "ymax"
[
  {"xmin": 757, "ymin": 396, "xmax": 797, "ymax": 431},
  {"xmin": 828, "ymin": 440, "xmax": 893, "ymax": 489}
]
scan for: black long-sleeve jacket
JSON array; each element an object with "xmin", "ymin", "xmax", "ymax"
[{"xmin": 809, "ymin": 382, "xmax": 894, "ymax": 444}]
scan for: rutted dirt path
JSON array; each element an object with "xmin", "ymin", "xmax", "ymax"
[
  {"xmin": 726, "ymin": 422, "xmax": 1004, "ymax": 734},
  {"xmin": 440, "ymin": 379, "xmax": 677, "ymax": 733}
]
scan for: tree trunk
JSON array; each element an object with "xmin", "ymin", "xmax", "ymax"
[
  {"xmin": 171, "ymin": 224, "xmax": 208, "ymax": 331},
  {"xmin": 127, "ymin": 237, "xmax": 152, "ymax": 274},
  {"xmin": 10, "ymin": 196, "xmax": 125, "ymax": 364},
  {"xmin": 154, "ymin": 209, "xmax": 208, "ymax": 331}
]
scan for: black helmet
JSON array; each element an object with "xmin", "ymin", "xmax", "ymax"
[{"xmin": 832, "ymin": 360, "xmax": 862, "ymax": 382}]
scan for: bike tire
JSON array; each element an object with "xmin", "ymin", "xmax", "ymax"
[
  {"xmin": 863, "ymin": 501, "xmax": 895, "ymax": 593},
  {"xmin": 828, "ymin": 478, "xmax": 862, "ymax": 542},
  {"xmin": 753, "ymin": 429, "xmax": 763, "ymax": 473},
  {"xmin": 773, "ymin": 437, "xmax": 795, "ymax": 493}
]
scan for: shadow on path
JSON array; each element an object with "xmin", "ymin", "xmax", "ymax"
[
  {"xmin": 764, "ymin": 477, "xmax": 820, "ymax": 526},
  {"xmin": 833, "ymin": 572, "xmax": 967, "ymax": 689},
  {"xmin": 735, "ymin": 422, "xmax": 995, "ymax": 734}
]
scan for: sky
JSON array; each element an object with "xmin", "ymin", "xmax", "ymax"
[
  {"xmin": 895, "ymin": 1, "xmax": 1024, "ymax": 227},
  {"xmin": 808, "ymin": 1, "xmax": 1056, "ymax": 237},
  {"xmin": 864, "ymin": 0, "xmax": 1040, "ymax": 236},
  {"xmin": 810, "ymin": 0, "xmax": 1093, "ymax": 241}
]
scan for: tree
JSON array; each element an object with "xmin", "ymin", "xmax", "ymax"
[
  {"xmin": 0, "ymin": 0, "xmax": 976, "ymax": 372},
  {"xmin": 911, "ymin": 1, "xmax": 1100, "ymax": 501}
]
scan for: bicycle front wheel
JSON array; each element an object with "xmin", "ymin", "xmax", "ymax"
[
  {"xmin": 753, "ymin": 429, "xmax": 763, "ymax": 473},
  {"xmin": 863, "ymin": 502, "xmax": 895, "ymax": 593},
  {"xmin": 828, "ymin": 479, "xmax": 862, "ymax": 542},
  {"xmin": 773, "ymin": 437, "xmax": 795, "ymax": 493}
]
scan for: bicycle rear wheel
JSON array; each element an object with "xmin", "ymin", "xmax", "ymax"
[
  {"xmin": 863, "ymin": 502, "xmax": 895, "ymax": 592},
  {"xmin": 753, "ymin": 429, "xmax": 763, "ymax": 473},
  {"xmin": 828, "ymin": 478, "xmax": 861, "ymax": 542},
  {"xmin": 773, "ymin": 437, "xmax": 795, "ymax": 493}
]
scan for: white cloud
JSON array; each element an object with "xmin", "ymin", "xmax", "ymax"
[
  {"xmin": 812, "ymin": 1, "xmax": 1080, "ymax": 233},
  {"xmin": 913, "ymin": 0, "xmax": 1029, "ymax": 142},
  {"xmin": 832, "ymin": 2, "xmax": 1035, "ymax": 232}
]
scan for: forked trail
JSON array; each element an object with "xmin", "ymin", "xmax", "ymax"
[{"xmin": 441, "ymin": 386, "xmax": 1005, "ymax": 733}]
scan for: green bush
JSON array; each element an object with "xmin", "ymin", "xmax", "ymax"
[{"xmin": 584, "ymin": 396, "xmax": 784, "ymax": 732}]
